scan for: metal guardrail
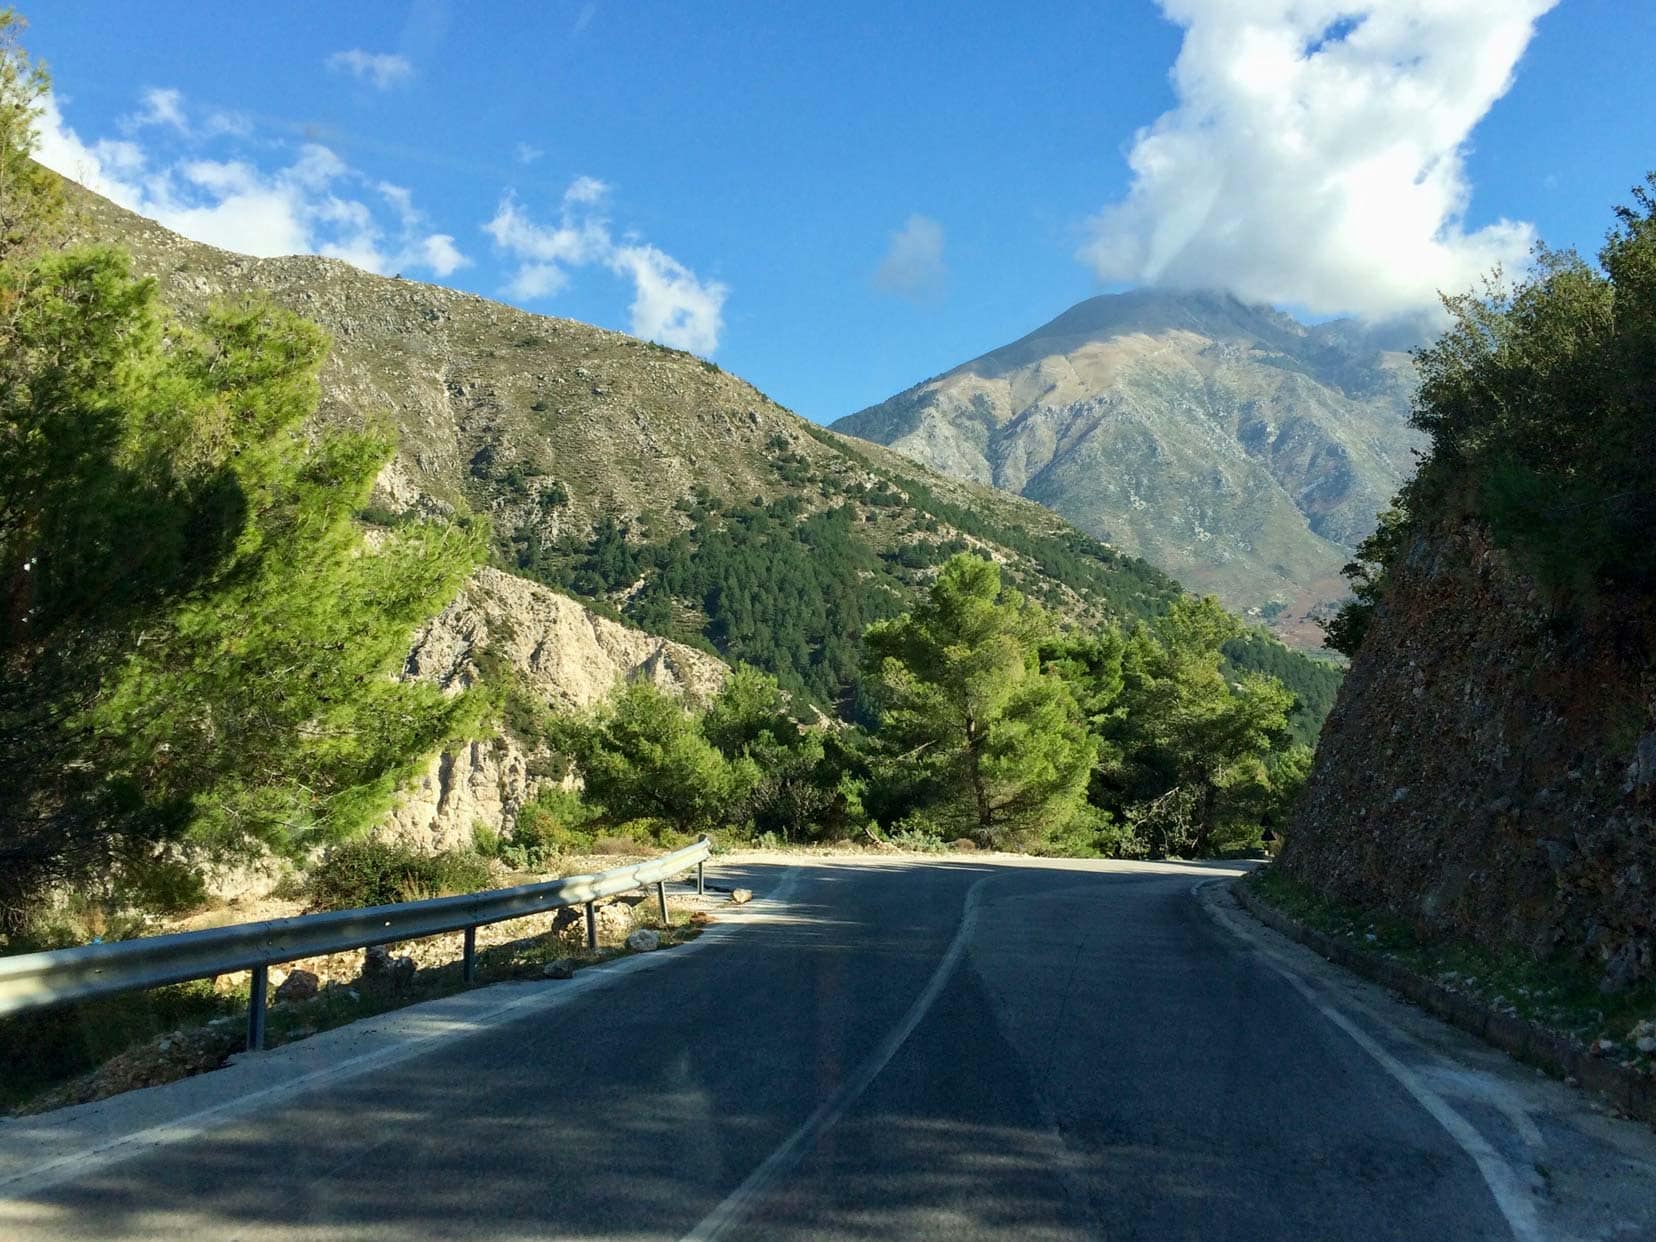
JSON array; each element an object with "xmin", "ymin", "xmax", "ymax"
[{"xmin": 0, "ymin": 837, "xmax": 712, "ymax": 1051}]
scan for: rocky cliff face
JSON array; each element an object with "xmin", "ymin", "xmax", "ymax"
[
  {"xmin": 381, "ymin": 567, "xmax": 727, "ymax": 851},
  {"xmin": 836, "ymin": 290, "xmax": 1424, "ymax": 649},
  {"xmin": 1282, "ymin": 521, "xmax": 1656, "ymax": 990}
]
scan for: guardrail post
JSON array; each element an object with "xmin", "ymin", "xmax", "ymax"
[
  {"xmin": 462, "ymin": 926, "xmax": 477, "ymax": 983},
  {"xmin": 656, "ymin": 880, "xmax": 668, "ymax": 925},
  {"xmin": 247, "ymin": 964, "xmax": 268, "ymax": 1052},
  {"xmin": 585, "ymin": 901, "xmax": 597, "ymax": 950},
  {"xmin": 697, "ymin": 861, "xmax": 705, "ymax": 896}
]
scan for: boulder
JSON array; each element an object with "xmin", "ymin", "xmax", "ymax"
[
  {"xmin": 624, "ymin": 928, "xmax": 661, "ymax": 952},
  {"xmin": 596, "ymin": 902, "xmax": 633, "ymax": 939},
  {"xmin": 549, "ymin": 905, "xmax": 584, "ymax": 944},
  {"xmin": 362, "ymin": 944, "xmax": 417, "ymax": 989},
  {"xmin": 729, "ymin": 888, "xmax": 753, "ymax": 905},
  {"xmin": 273, "ymin": 969, "xmax": 320, "ymax": 1003},
  {"xmin": 542, "ymin": 959, "xmax": 576, "ymax": 980}
]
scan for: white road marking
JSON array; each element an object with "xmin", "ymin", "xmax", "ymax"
[
  {"xmin": 0, "ymin": 867, "xmax": 802, "ymax": 1205},
  {"xmin": 1197, "ymin": 880, "xmax": 1543, "ymax": 1242},
  {"xmin": 681, "ymin": 872, "xmax": 995, "ymax": 1241}
]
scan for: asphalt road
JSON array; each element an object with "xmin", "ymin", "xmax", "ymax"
[{"xmin": 3, "ymin": 856, "xmax": 1655, "ymax": 1240}]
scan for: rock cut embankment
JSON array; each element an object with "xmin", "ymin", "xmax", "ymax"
[{"xmin": 1282, "ymin": 520, "xmax": 1656, "ymax": 990}]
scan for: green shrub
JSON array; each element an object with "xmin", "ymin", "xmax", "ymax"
[
  {"xmin": 117, "ymin": 856, "xmax": 210, "ymax": 916},
  {"xmin": 513, "ymin": 788, "xmax": 599, "ymax": 853},
  {"xmin": 886, "ymin": 811, "xmax": 948, "ymax": 853},
  {"xmin": 305, "ymin": 840, "xmax": 493, "ymax": 910},
  {"xmin": 0, "ymin": 979, "xmax": 235, "ymax": 1112}
]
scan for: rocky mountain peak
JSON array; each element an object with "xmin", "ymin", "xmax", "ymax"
[{"xmin": 834, "ymin": 288, "xmax": 1425, "ymax": 648}]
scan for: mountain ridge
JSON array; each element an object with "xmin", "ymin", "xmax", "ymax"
[
  {"xmin": 58, "ymin": 174, "xmax": 1191, "ymax": 707},
  {"xmin": 834, "ymin": 289, "xmax": 1426, "ymax": 648}
]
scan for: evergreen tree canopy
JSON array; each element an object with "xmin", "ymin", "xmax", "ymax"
[
  {"xmin": 556, "ymin": 680, "xmax": 758, "ymax": 837},
  {"xmin": 1094, "ymin": 596, "xmax": 1298, "ymax": 857},
  {"xmin": 0, "ymin": 25, "xmax": 484, "ymax": 921},
  {"xmin": 864, "ymin": 555, "xmax": 1093, "ymax": 846},
  {"xmin": 1327, "ymin": 173, "xmax": 1656, "ymax": 651}
]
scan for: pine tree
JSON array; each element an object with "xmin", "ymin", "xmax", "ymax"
[
  {"xmin": 1096, "ymin": 596, "xmax": 1296, "ymax": 856},
  {"xmin": 863, "ymin": 555, "xmax": 1092, "ymax": 846},
  {"xmin": 0, "ymin": 21, "xmax": 484, "ymax": 923},
  {"xmin": 557, "ymin": 681, "xmax": 758, "ymax": 837}
]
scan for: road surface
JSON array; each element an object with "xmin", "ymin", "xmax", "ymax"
[{"xmin": 3, "ymin": 856, "xmax": 1654, "ymax": 1240}]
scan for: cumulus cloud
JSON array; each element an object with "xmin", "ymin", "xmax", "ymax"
[
  {"xmin": 34, "ymin": 89, "xmax": 467, "ymax": 278},
  {"xmin": 1080, "ymin": 0, "xmax": 1559, "ymax": 319},
  {"xmin": 485, "ymin": 179, "xmax": 728, "ymax": 354},
  {"xmin": 873, "ymin": 213, "xmax": 946, "ymax": 300},
  {"xmin": 326, "ymin": 50, "xmax": 414, "ymax": 90}
]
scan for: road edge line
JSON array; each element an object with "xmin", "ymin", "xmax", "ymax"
[{"xmin": 1194, "ymin": 879, "xmax": 1543, "ymax": 1242}]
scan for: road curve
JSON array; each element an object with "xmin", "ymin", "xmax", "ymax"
[{"xmin": 2, "ymin": 856, "xmax": 1654, "ymax": 1240}]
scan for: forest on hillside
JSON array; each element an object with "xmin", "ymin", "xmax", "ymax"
[
  {"xmin": 506, "ymin": 481, "xmax": 1340, "ymax": 742},
  {"xmin": 512, "ymin": 553, "xmax": 1311, "ymax": 865}
]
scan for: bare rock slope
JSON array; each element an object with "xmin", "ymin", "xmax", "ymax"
[
  {"xmin": 1282, "ymin": 521, "xmax": 1656, "ymax": 990},
  {"xmin": 836, "ymin": 290, "xmax": 1425, "ymax": 648},
  {"xmin": 386, "ymin": 568, "xmax": 727, "ymax": 851}
]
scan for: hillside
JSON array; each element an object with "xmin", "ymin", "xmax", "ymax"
[
  {"xmin": 834, "ymin": 289, "xmax": 1424, "ymax": 648},
  {"xmin": 62, "ymin": 184, "xmax": 1165, "ymax": 680},
  {"xmin": 65, "ymin": 177, "xmax": 1336, "ymax": 733}
]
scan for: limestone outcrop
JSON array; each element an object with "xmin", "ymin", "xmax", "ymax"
[{"xmin": 380, "ymin": 567, "xmax": 726, "ymax": 851}]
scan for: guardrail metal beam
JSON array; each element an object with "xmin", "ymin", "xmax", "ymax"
[{"xmin": 0, "ymin": 837, "xmax": 712, "ymax": 1051}]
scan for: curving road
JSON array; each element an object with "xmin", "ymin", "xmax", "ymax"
[{"xmin": 3, "ymin": 856, "xmax": 1655, "ymax": 1240}]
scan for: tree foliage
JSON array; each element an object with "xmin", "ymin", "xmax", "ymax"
[
  {"xmin": 1326, "ymin": 173, "xmax": 1656, "ymax": 651},
  {"xmin": 0, "ymin": 25, "xmax": 484, "ymax": 922},
  {"xmin": 864, "ymin": 556, "xmax": 1093, "ymax": 846},
  {"xmin": 1093, "ymin": 597, "xmax": 1298, "ymax": 856},
  {"xmin": 547, "ymin": 558, "xmax": 1309, "ymax": 859},
  {"xmin": 0, "ymin": 11, "xmax": 57, "ymax": 262},
  {"xmin": 555, "ymin": 681, "xmax": 758, "ymax": 837}
]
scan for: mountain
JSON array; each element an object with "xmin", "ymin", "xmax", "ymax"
[
  {"xmin": 833, "ymin": 289, "xmax": 1426, "ymax": 649},
  {"xmin": 54, "ymin": 176, "xmax": 1347, "ymax": 850},
  {"xmin": 62, "ymin": 178, "xmax": 1184, "ymax": 714}
]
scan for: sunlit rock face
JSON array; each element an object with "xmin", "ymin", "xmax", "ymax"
[
  {"xmin": 383, "ymin": 567, "xmax": 727, "ymax": 852},
  {"xmin": 837, "ymin": 289, "xmax": 1426, "ymax": 650}
]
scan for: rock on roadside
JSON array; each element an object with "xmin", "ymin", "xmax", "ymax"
[{"xmin": 273, "ymin": 969, "xmax": 320, "ymax": 1003}]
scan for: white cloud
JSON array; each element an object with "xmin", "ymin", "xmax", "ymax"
[
  {"xmin": 873, "ymin": 213, "xmax": 946, "ymax": 300},
  {"xmin": 609, "ymin": 244, "xmax": 727, "ymax": 356},
  {"xmin": 34, "ymin": 90, "xmax": 467, "ymax": 278},
  {"xmin": 515, "ymin": 142, "xmax": 545, "ymax": 165},
  {"xmin": 119, "ymin": 88, "xmax": 249, "ymax": 142},
  {"xmin": 326, "ymin": 50, "xmax": 413, "ymax": 90},
  {"xmin": 485, "ymin": 179, "xmax": 728, "ymax": 353},
  {"xmin": 1080, "ymin": 1, "xmax": 1559, "ymax": 320},
  {"xmin": 563, "ymin": 175, "xmax": 609, "ymax": 207},
  {"xmin": 483, "ymin": 193, "xmax": 610, "ymax": 266},
  {"xmin": 124, "ymin": 87, "xmax": 188, "ymax": 133}
]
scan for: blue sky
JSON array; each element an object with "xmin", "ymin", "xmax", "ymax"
[{"xmin": 24, "ymin": 1, "xmax": 1656, "ymax": 423}]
